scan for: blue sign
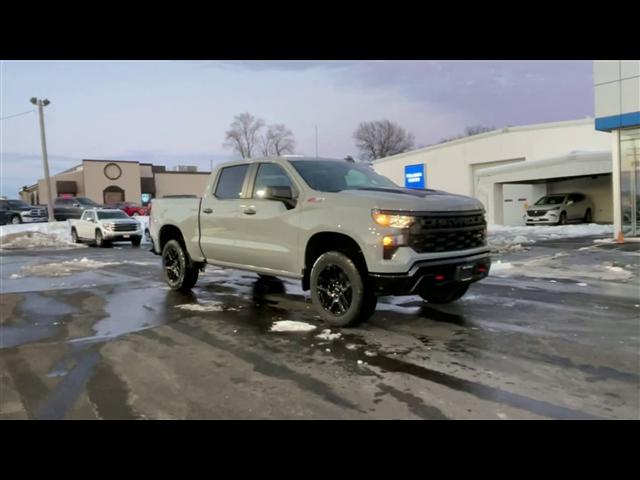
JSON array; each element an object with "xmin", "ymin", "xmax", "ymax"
[{"xmin": 404, "ymin": 164, "xmax": 425, "ymax": 189}]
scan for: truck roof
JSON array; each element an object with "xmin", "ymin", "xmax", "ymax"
[{"xmin": 215, "ymin": 156, "xmax": 347, "ymax": 169}]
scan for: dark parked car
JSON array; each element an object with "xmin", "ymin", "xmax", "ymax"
[
  {"xmin": 53, "ymin": 197, "xmax": 102, "ymax": 221},
  {"xmin": 0, "ymin": 199, "xmax": 48, "ymax": 225}
]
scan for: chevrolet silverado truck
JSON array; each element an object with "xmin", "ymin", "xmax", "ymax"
[
  {"xmin": 150, "ymin": 156, "xmax": 491, "ymax": 327},
  {"xmin": 70, "ymin": 208, "xmax": 143, "ymax": 247}
]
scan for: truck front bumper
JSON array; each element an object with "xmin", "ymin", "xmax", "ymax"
[
  {"xmin": 20, "ymin": 216, "xmax": 48, "ymax": 223},
  {"xmin": 368, "ymin": 251, "xmax": 491, "ymax": 296},
  {"xmin": 103, "ymin": 229, "xmax": 143, "ymax": 241}
]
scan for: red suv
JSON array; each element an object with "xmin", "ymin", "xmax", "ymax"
[{"xmin": 110, "ymin": 201, "xmax": 149, "ymax": 217}]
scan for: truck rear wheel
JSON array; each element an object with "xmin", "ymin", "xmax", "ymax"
[
  {"xmin": 162, "ymin": 239, "xmax": 199, "ymax": 291},
  {"xmin": 310, "ymin": 251, "xmax": 376, "ymax": 327},
  {"xmin": 419, "ymin": 283, "xmax": 469, "ymax": 304}
]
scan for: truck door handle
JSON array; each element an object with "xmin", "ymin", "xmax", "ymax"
[
  {"xmin": 243, "ymin": 208, "xmax": 256, "ymax": 215},
  {"xmin": 202, "ymin": 208, "xmax": 213, "ymax": 214}
]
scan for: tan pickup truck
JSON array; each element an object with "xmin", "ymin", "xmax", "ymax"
[{"xmin": 149, "ymin": 156, "xmax": 491, "ymax": 326}]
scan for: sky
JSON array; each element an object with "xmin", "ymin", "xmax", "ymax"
[{"xmin": 0, "ymin": 60, "xmax": 595, "ymax": 198}]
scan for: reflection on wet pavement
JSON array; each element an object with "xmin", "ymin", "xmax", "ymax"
[{"xmin": 1, "ymin": 242, "xmax": 638, "ymax": 420}]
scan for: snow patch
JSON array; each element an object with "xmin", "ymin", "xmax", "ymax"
[
  {"xmin": 174, "ymin": 301, "xmax": 237, "ymax": 312},
  {"xmin": 270, "ymin": 320, "xmax": 317, "ymax": 332},
  {"xmin": 315, "ymin": 329, "xmax": 342, "ymax": 341},
  {"xmin": 488, "ymin": 223, "xmax": 613, "ymax": 252},
  {"xmin": 15, "ymin": 257, "xmax": 119, "ymax": 278}
]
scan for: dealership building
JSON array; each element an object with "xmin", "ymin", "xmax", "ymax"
[
  {"xmin": 593, "ymin": 60, "xmax": 640, "ymax": 239},
  {"xmin": 373, "ymin": 61, "xmax": 640, "ymax": 237},
  {"xmin": 20, "ymin": 159, "xmax": 211, "ymax": 207},
  {"xmin": 373, "ymin": 118, "xmax": 612, "ymax": 226}
]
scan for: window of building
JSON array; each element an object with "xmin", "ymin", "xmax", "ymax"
[
  {"xmin": 214, "ymin": 165, "xmax": 249, "ymax": 199},
  {"xmin": 620, "ymin": 127, "xmax": 640, "ymax": 236}
]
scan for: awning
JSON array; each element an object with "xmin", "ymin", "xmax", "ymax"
[
  {"xmin": 140, "ymin": 177, "xmax": 156, "ymax": 194},
  {"xmin": 56, "ymin": 180, "xmax": 78, "ymax": 194}
]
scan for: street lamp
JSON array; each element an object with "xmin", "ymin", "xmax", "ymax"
[{"xmin": 31, "ymin": 97, "xmax": 55, "ymax": 222}]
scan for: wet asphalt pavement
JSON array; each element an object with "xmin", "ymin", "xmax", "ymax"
[{"xmin": 1, "ymin": 239, "xmax": 639, "ymax": 420}]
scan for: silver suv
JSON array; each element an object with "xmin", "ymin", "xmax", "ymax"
[
  {"xmin": 150, "ymin": 157, "xmax": 491, "ymax": 327},
  {"xmin": 525, "ymin": 193, "xmax": 593, "ymax": 225}
]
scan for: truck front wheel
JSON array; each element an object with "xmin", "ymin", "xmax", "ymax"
[
  {"xmin": 310, "ymin": 251, "xmax": 376, "ymax": 327},
  {"xmin": 419, "ymin": 283, "xmax": 469, "ymax": 304},
  {"xmin": 162, "ymin": 239, "xmax": 199, "ymax": 291}
]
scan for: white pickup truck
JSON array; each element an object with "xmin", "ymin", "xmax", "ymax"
[
  {"xmin": 150, "ymin": 156, "xmax": 491, "ymax": 327},
  {"xmin": 70, "ymin": 208, "xmax": 143, "ymax": 247}
]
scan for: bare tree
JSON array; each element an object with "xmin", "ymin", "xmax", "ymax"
[
  {"xmin": 438, "ymin": 125, "xmax": 494, "ymax": 144},
  {"xmin": 224, "ymin": 112, "xmax": 265, "ymax": 158},
  {"xmin": 261, "ymin": 124, "xmax": 296, "ymax": 156},
  {"xmin": 353, "ymin": 120, "xmax": 415, "ymax": 160}
]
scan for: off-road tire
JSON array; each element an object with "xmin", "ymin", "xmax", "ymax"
[
  {"xmin": 162, "ymin": 239, "xmax": 199, "ymax": 291},
  {"xmin": 310, "ymin": 251, "xmax": 375, "ymax": 327}
]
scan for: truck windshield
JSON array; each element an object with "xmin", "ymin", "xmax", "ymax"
[
  {"xmin": 535, "ymin": 195, "xmax": 566, "ymax": 206},
  {"xmin": 290, "ymin": 160, "xmax": 397, "ymax": 192},
  {"xmin": 97, "ymin": 211, "xmax": 129, "ymax": 219}
]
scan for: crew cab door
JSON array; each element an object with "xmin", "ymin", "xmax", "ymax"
[
  {"xmin": 198, "ymin": 163, "xmax": 251, "ymax": 264},
  {"xmin": 78, "ymin": 210, "xmax": 96, "ymax": 238},
  {"xmin": 232, "ymin": 162, "xmax": 301, "ymax": 275}
]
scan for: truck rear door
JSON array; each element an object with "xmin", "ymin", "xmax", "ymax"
[{"xmin": 198, "ymin": 163, "xmax": 251, "ymax": 264}]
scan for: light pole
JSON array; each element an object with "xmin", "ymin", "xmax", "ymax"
[{"xmin": 30, "ymin": 97, "xmax": 55, "ymax": 222}]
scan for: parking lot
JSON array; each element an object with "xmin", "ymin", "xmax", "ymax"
[{"xmin": 1, "ymin": 236, "xmax": 639, "ymax": 420}]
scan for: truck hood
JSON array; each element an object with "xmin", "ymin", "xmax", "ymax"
[
  {"xmin": 102, "ymin": 219, "xmax": 139, "ymax": 225},
  {"xmin": 338, "ymin": 187, "xmax": 484, "ymax": 213}
]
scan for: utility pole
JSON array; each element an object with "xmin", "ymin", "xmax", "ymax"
[{"xmin": 31, "ymin": 97, "xmax": 55, "ymax": 222}]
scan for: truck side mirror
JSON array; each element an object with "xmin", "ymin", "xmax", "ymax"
[
  {"xmin": 263, "ymin": 186, "xmax": 296, "ymax": 209},
  {"xmin": 566, "ymin": 200, "xmax": 574, "ymax": 205}
]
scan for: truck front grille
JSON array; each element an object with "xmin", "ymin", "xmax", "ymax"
[
  {"xmin": 113, "ymin": 223, "xmax": 138, "ymax": 232},
  {"xmin": 408, "ymin": 211, "xmax": 486, "ymax": 253},
  {"xmin": 29, "ymin": 208, "xmax": 47, "ymax": 216}
]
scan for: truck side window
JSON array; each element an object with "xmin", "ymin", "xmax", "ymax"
[
  {"xmin": 253, "ymin": 163, "xmax": 293, "ymax": 198},
  {"xmin": 215, "ymin": 165, "xmax": 249, "ymax": 199}
]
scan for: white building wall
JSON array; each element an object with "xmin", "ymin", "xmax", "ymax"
[{"xmin": 373, "ymin": 119, "xmax": 611, "ymax": 224}]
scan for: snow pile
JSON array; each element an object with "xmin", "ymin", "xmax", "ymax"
[
  {"xmin": 316, "ymin": 329, "xmax": 342, "ymax": 341},
  {"xmin": 0, "ymin": 221, "xmax": 83, "ymax": 250},
  {"xmin": 270, "ymin": 320, "xmax": 317, "ymax": 332},
  {"xmin": 11, "ymin": 257, "xmax": 119, "ymax": 278},
  {"xmin": 488, "ymin": 223, "xmax": 614, "ymax": 252},
  {"xmin": 489, "ymin": 257, "xmax": 634, "ymax": 281}
]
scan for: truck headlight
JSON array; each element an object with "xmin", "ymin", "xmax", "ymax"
[
  {"xmin": 103, "ymin": 223, "xmax": 114, "ymax": 230},
  {"xmin": 372, "ymin": 210, "xmax": 415, "ymax": 228}
]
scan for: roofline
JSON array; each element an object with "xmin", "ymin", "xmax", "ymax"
[
  {"xmin": 83, "ymin": 159, "xmax": 141, "ymax": 164},
  {"xmin": 373, "ymin": 117, "xmax": 596, "ymax": 165}
]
